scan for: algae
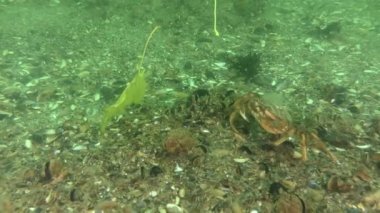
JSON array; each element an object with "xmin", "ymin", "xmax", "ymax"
[{"xmin": 100, "ymin": 27, "xmax": 159, "ymax": 133}]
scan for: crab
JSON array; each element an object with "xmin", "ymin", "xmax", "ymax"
[{"xmin": 229, "ymin": 93, "xmax": 337, "ymax": 162}]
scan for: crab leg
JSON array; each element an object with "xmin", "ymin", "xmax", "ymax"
[
  {"xmin": 229, "ymin": 111, "xmax": 240, "ymax": 135},
  {"xmin": 300, "ymin": 134, "xmax": 307, "ymax": 161},
  {"xmin": 272, "ymin": 129, "xmax": 295, "ymax": 146},
  {"xmin": 310, "ymin": 133, "xmax": 338, "ymax": 162}
]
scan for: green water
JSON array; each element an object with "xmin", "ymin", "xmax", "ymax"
[{"xmin": 0, "ymin": 0, "xmax": 379, "ymax": 212}]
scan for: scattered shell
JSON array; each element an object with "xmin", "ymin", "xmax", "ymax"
[
  {"xmin": 174, "ymin": 163, "xmax": 183, "ymax": 173},
  {"xmin": 306, "ymin": 98, "xmax": 313, "ymax": 105},
  {"xmin": 213, "ymin": 62, "xmax": 227, "ymax": 70},
  {"xmin": 292, "ymin": 151, "xmax": 302, "ymax": 159},
  {"xmin": 304, "ymin": 38, "xmax": 312, "ymax": 43},
  {"xmin": 335, "ymin": 147, "xmax": 346, "ymax": 152},
  {"xmin": 355, "ymin": 144, "xmax": 372, "ymax": 149},
  {"xmin": 45, "ymin": 129, "xmax": 56, "ymax": 135},
  {"xmin": 166, "ymin": 203, "xmax": 184, "ymax": 213},
  {"xmin": 179, "ymin": 188, "xmax": 185, "ymax": 198},
  {"xmin": 234, "ymin": 158, "xmax": 249, "ymax": 163},
  {"xmin": 273, "ymin": 193, "xmax": 305, "ymax": 213},
  {"xmin": 149, "ymin": 191, "xmax": 158, "ymax": 197},
  {"xmin": 280, "ymin": 180, "xmax": 297, "ymax": 191},
  {"xmin": 44, "ymin": 159, "xmax": 68, "ymax": 184},
  {"xmin": 24, "ymin": 139, "xmax": 33, "ymax": 149},
  {"xmin": 363, "ymin": 70, "xmax": 376, "ymax": 73},
  {"xmin": 200, "ymin": 128, "xmax": 210, "ymax": 133},
  {"xmin": 72, "ymin": 144, "xmax": 87, "ymax": 151},
  {"xmin": 94, "ymin": 93, "xmax": 100, "ymax": 101},
  {"xmin": 354, "ymin": 167, "xmax": 372, "ymax": 182},
  {"xmin": 326, "ymin": 176, "xmax": 353, "ymax": 193}
]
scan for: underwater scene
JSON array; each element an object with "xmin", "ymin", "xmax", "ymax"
[{"xmin": 0, "ymin": 0, "xmax": 380, "ymax": 212}]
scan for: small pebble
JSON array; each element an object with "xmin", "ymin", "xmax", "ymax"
[{"xmin": 25, "ymin": 139, "xmax": 33, "ymax": 149}]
